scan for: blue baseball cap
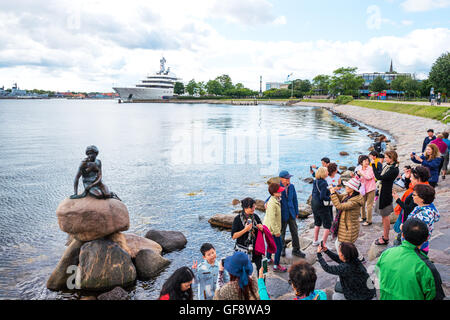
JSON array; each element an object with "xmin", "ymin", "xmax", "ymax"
[{"xmin": 279, "ymin": 170, "xmax": 293, "ymax": 178}]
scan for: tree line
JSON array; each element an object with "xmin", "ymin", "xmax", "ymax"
[{"xmin": 176, "ymin": 52, "xmax": 449, "ymax": 100}]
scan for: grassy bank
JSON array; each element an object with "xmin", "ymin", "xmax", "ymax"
[{"xmin": 348, "ymin": 100, "xmax": 450, "ymax": 123}]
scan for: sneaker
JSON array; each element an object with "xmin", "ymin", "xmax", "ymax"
[
  {"xmin": 273, "ymin": 265, "xmax": 287, "ymax": 273},
  {"xmin": 312, "ymin": 240, "xmax": 321, "ymax": 246},
  {"xmin": 362, "ymin": 221, "xmax": 372, "ymax": 226},
  {"xmin": 267, "ymin": 258, "xmax": 273, "ymax": 265},
  {"xmin": 292, "ymin": 250, "xmax": 306, "ymax": 258},
  {"xmin": 359, "ymin": 217, "xmax": 366, "ymax": 222}
]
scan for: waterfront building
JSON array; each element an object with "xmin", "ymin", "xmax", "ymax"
[
  {"xmin": 265, "ymin": 82, "xmax": 283, "ymax": 90},
  {"xmin": 358, "ymin": 60, "xmax": 413, "ymax": 97}
]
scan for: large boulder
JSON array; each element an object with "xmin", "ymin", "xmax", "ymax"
[
  {"xmin": 145, "ymin": 230, "xmax": 187, "ymax": 252},
  {"xmin": 77, "ymin": 239, "xmax": 136, "ymax": 291},
  {"xmin": 135, "ymin": 249, "xmax": 171, "ymax": 280},
  {"xmin": 124, "ymin": 233, "xmax": 163, "ymax": 258},
  {"xmin": 208, "ymin": 214, "xmax": 236, "ymax": 230},
  {"xmin": 255, "ymin": 199, "xmax": 266, "ymax": 212},
  {"xmin": 367, "ymin": 242, "xmax": 392, "ymax": 261},
  {"xmin": 56, "ymin": 197, "xmax": 130, "ymax": 242},
  {"xmin": 47, "ymin": 238, "xmax": 83, "ymax": 291},
  {"xmin": 97, "ymin": 286, "xmax": 129, "ymax": 300},
  {"xmin": 231, "ymin": 199, "xmax": 241, "ymax": 206},
  {"xmin": 298, "ymin": 204, "xmax": 312, "ymax": 219}
]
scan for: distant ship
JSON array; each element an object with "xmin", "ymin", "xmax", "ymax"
[{"xmin": 113, "ymin": 57, "xmax": 180, "ymax": 101}]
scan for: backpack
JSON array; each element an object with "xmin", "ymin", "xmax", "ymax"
[
  {"xmin": 414, "ymin": 248, "xmax": 445, "ymax": 300},
  {"xmin": 373, "ymin": 141, "xmax": 382, "ymax": 153}
]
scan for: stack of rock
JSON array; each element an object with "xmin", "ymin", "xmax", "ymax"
[{"xmin": 46, "ymin": 196, "xmax": 185, "ymax": 297}]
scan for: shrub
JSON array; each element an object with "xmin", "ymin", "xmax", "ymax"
[{"xmin": 335, "ymin": 95, "xmax": 354, "ymax": 104}]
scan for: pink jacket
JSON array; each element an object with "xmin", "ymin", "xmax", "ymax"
[
  {"xmin": 358, "ymin": 166, "xmax": 376, "ymax": 193},
  {"xmin": 431, "ymin": 138, "xmax": 448, "ymax": 155},
  {"xmin": 255, "ymin": 225, "xmax": 277, "ymax": 255}
]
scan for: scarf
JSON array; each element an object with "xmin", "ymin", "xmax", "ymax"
[
  {"xmin": 393, "ymin": 180, "xmax": 429, "ymax": 216},
  {"xmin": 376, "ymin": 162, "xmax": 398, "ymax": 195},
  {"xmin": 239, "ymin": 211, "xmax": 257, "ymax": 245}
]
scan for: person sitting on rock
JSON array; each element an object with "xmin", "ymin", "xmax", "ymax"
[
  {"xmin": 159, "ymin": 267, "xmax": 195, "ymax": 300},
  {"xmin": 71, "ymin": 145, "xmax": 121, "ymax": 200}
]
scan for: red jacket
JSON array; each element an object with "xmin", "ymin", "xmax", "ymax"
[{"xmin": 255, "ymin": 225, "xmax": 277, "ymax": 255}]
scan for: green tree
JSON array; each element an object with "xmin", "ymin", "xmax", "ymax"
[
  {"xmin": 369, "ymin": 76, "xmax": 388, "ymax": 93},
  {"xmin": 429, "ymin": 52, "xmax": 450, "ymax": 94},
  {"xmin": 329, "ymin": 67, "xmax": 364, "ymax": 96},
  {"xmin": 419, "ymin": 79, "xmax": 433, "ymax": 98},
  {"xmin": 185, "ymin": 79, "xmax": 197, "ymax": 95},
  {"xmin": 206, "ymin": 79, "xmax": 223, "ymax": 95},
  {"xmin": 312, "ymin": 74, "xmax": 330, "ymax": 95},
  {"xmin": 197, "ymin": 81, "xmax": 206, "ymax": 96},
  {"xmin": 403, "ymin": 78, "xmax": 420, "ymax": 99},
  {"xmin": 390, "ymin": 75, "xmax": 408, "ymax": 99},
  {"xmin": 174, "ymin": 82, "xmax": 185, "ymax": 95},
  {"xmin": 263, "ymin": 89, "xmax": 291, "ymax": 98},
  {"xmin": 215, "ymin": 74, "xmax": 234, "ymax": 92}
]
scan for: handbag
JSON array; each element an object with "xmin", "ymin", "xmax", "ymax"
[
  {"xmin": 316, "ymin": 180, "xmax": 332, "ymax": 207},
  {"xmin": 330, "ymin": 209, "xmax": 341, "ymax": 238}
]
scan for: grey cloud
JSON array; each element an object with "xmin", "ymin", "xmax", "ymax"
[{"xmin": 212, "ymin": 0, "xmax": 278, "ymax": 25}]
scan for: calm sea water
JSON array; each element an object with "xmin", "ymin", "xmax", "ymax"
[{"xmin": 0, "ymin": 99, "xmax": 375, "ymax": 299}]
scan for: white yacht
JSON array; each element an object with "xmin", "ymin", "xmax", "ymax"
[{"xmin": 113, "ymin": 57, "xmax": 180, "ymax": 101}]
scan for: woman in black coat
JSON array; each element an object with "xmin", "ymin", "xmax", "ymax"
[
  {"xmin": 317, "ymin": 242, "xmax": 375, "ymax": 300},
  {"xmin": 371, "ymin": 151, "xmax": 399, "ymax": 245}
]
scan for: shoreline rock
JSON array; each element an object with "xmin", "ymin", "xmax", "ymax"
[
  {"xmin": 56, "ymin": 197, "xmax": 130, "ymax": 242},
  {"xmin": 145, "ymin": 230, "xmax": 187, "ymax": 253}
]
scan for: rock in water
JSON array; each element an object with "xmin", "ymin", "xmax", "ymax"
[
  {"xmin": 306, "ymin": 194, "xmax": 312, "ymax": 206},
  {"xmin": 208, "ymin": 214, "xmax": 236, "ymax": 229},
  {"xmin": 78, "ymin": 239, "xmax": 136, "ymax": 291},
  {"xmin": 56, "ymin": 197, "xmax": 130, "ymax": 242},
  {"xmin": 97, "ymin": 286, "xmax": 129, "ymax": 300},
  {"xmin": 255, "ymin": 199, "xmax": 266, "ymax": 212},
  {"xmin": 339, "ymin": 151, "xmax": 349, "ymax": 156},
  {"xmin": 135, "ymin": 249, "xmax": 171, "ymax": 280},
  {"xmin": 47, "ymin": 238, "xmax": 83, "ymax": 291},
  {"xmin": 266, "ymin": 177, "xmax": 281, "ymax": 185},
  {"xmin": 145, "ymin": 230, "xmax": 187, "ymax": 252},
  {"xmin": 231, "ymin": 199, "xmax": 241, "ymax": 206},
  {"xmin": 124, "ymin": 233, "xmax": 163, "ymax": 258},
  {"xmin": 106, "ymin": 232, "xmax": 132, "ymax": 257},
  {"xmin": 303, "ymin": 178, "xmax": 314, "ymax": 184}
]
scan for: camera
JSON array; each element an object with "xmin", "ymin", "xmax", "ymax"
[{"xmin": 247, "ymin": 218, "xmax": 252, "ymax": 225}]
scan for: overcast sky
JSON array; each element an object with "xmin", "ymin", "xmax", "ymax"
[{"xmin": 0, "ymin": 0, "xmax": 449, "ymax": 92}]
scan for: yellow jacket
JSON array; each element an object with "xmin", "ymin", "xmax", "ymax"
[{"xmin": 263, "ymin": 196, "xmax": 282, "ymax": 235}]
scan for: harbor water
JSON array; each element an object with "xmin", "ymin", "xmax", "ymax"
[{"xmin": 0, "ymin": 99, "xmax": 375, "ymax": 299}]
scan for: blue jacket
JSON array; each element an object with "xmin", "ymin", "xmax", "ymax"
[
  {"xmin": 193, "ymin": 260, "xmax": 229, "ymax": 300},
  {"xmin": 280, "ymin": 182, "xmax": 299, "ymax": 222},
  {"xmin": 411, "ymin": 155, "xmax": 441, "ymax": 183},
  {"xmin": 312, "ymin": 178, "xmax": 331, "ymax": 202},
  {"xmin": 422, "ymin": 136, "xmax": 436, "ymax": 153}
]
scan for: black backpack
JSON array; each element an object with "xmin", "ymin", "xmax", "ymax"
[
  {"xmin": 373, "ymin": 141, "xmax": 382, "ymax": 153},
  {"xmin": 415, "ymin": 248, "xmax": 445, "ymax": 300}
]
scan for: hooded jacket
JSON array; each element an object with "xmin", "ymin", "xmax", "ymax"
[{"xmin": 331, "ymin": 192, "xmax": 364, "ymax": 243}]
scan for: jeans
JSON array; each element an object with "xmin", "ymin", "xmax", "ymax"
[
  {"xmin": 267, "ymin": 235, "xmax": 283, "ymax": 265},
  {"xmin": 281, "ymin": 216, "xmax": 300, "ymax": 251}
]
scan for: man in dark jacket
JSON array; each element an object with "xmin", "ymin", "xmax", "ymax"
[
  {"xmin": 422, "ymin": 129, "xmax": 436, "ymax": 153},
  {"xmin": 279, "ymin": 170, "xmax": 305, "ymax": 258}
]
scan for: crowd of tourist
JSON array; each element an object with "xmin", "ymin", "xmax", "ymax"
[{"xmin": 157, "ymin": 128, "xmax": 447, "ymax": 301}]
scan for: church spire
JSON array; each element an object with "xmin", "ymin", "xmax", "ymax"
[{"xmin": 389, "ymin": 59, "xmax": 393, "ymax": 73}]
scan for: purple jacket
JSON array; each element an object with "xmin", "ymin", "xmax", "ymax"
[{"xmin": 255, "ymin": 225, "xmax": 277, "ymax": 255}]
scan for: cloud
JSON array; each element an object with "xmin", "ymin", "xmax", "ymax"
[
  {"xmin": 400, "ymin": 0, "xmax": 450, "ymax": 12},
  {"xmin": 366, "ymin": 5, "xmax": 382, "ymax": 30},
  {"xmin": 0, "ymin": 0, "xmax": 449, "ymax": 92},
  {"xmin": 401, "ymin": 20, "xmax": 414, "ymax": 26}
]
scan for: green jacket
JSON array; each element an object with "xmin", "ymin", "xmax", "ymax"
[
  {"xmin": 376, "ymin": 240, "xmax": 436, "ymax": 300},
  {"xmin": 263, "ymin": 196, "xmax": 282, "ymax": 236}
]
